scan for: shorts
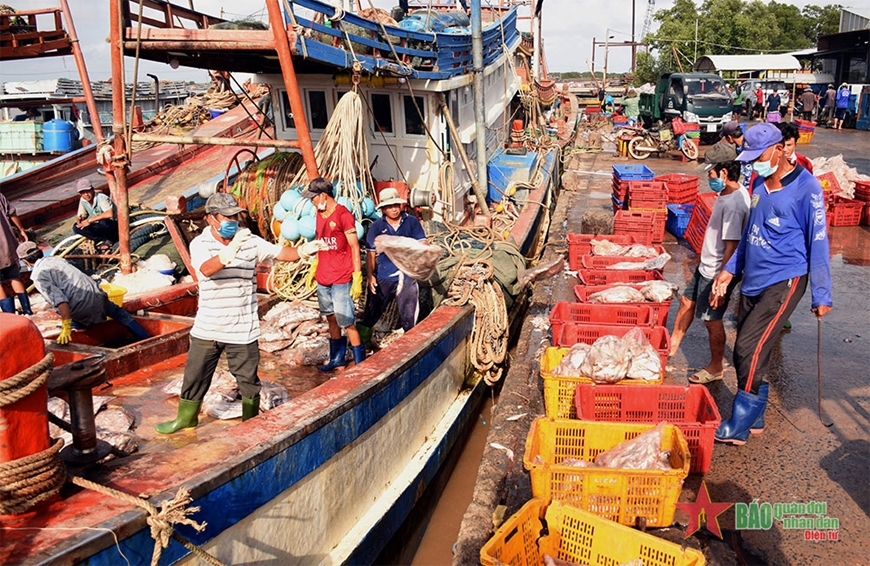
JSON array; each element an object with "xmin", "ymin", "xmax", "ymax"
[
  {"xmin": 0, "ymin": 262, "xmax": 21, "ymax": 281},
  {"xmin": 683, "ymin": 268, "xmax": 739, "ymax": 321},
  {"xmin": 316, "ymin": 282, "xmax": 355, "ymax": 328},
  {"xmin": 766, "ymin": 111, "xmax": 781, "ymax": 123},
  {"xmin": 835, "ymin": 107, "xmax": 847, "ymax": 120}
]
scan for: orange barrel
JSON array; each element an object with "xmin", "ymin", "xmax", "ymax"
[{"xmin": 0, "ymin": 314, "xmax": 50, "ymax": 463}]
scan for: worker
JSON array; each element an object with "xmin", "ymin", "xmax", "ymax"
[
  {"xmin": 799, "ymin": 88, "xmax": 817, "ymax": 122},
  {"xmin": 670, "ymin": 145, "xmax": 750, "ymax": 383},
  {"xmin": 357, "ymin": 188, "xmax": 427, "ymax": 348},
  {"xmin": 715, "ymin": 121, "xmax": 744, "ymax": 155},
  {"xmin": 711, "ymin": 123, "xmax": 832, "ymax": 445},
  {"xmin": 73, "ymin": 178, "xmax": 119, "ymax": 244},
  {"xmin": 743, "ymin": 87, "xmax": 757, "ymax": 121},
  {"xmin": 774, "ymin": 121, "xmax": 814, "ymax": 174},
  {"xmin": 765, "ymin": 89, "xmax": 781, "ymax": 123},
  {"xmin": 621, "ymin": 89, "xmax": 640, "ymax": 127},
  {"xmin": 156, "ymin": 193, "xmax": 327, "ymax": 434},
  {"xmin": 0, "ymin": 193, "xmax": 31, "ymax": 314},
  {"xmin": 302, "ymin": 177, "xmax": 366, "ymax": 372},
  {"xmin": 833, "ymin": 83, "xmax": 850, "ymax": 130},
  {"xmin": 820, "ymin": 84, "xmax": 836, "ymax": 126},
  {"xmin": 17, "ymin": 241, "xmax": 151, "ymax": 344}
]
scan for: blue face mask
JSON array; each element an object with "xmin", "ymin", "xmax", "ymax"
[
  {"xmin": 217, "ymin": 220, "xmax": 238, "ymax": 238},
  {"xmin": 708, "ymin": 177, "xmax": 726, "ymax": 193},
  {"xmin": 752, "ymin": 159, "xmax": 779, "ymax": 179}
]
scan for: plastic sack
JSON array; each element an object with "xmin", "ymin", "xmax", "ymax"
[
  {"xmin": 590, "ymin": 239, "xmax": 624, "ymax": 256},
  {"xmin": 579, "ymin": 335, "xmax": 631, "ymax": 383},
  {"xmin": 641, "ymin": 252, "xmax": 672, "ymax": 271},
  {"xmin": 553, "ymin": 342, "xmax": 592, "ymax": 377},
  {"xmin": 622, "ymin": 327, "xmax": 662, "ymax": 380},
  {"xmin": 640, "ymin": 280, "xmax": 678, "ymax": 302},
  {"xmin": 620, "ymin": 244, "xmax": 659, "ymax": 258},
  {"xmin": 594, "ymin": 422, "xmax": 672, "ymax": 471},
  {"xmin": 374, "ymin": 235, "xmax": 443, "ymax": 281},
  {"xmin": 587, "ymin": 285, "xmax": 646, "ymax": 303}
]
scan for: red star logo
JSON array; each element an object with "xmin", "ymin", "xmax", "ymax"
[{"xmin": 676, "ymin": 481, "xmax": 733, "ymax": 538}]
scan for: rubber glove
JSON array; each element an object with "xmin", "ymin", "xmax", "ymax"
[
  {"xmin": 305, "ymin": 257, "xmax": 318, "ymax": 291},
  {"xmin": 298, "ymin": 239, "xmax": 329, "ymax": 261},
  {"xmin": 351, "ymin": 271, "xmax": 363, "ymax": 301},
  {"xmin": 57, "ymin": 319, "xmax": 73, "ymax": 345},
  {"xmin": 218, "ymin": 228, "xmax": 251, "ymax": 266}
]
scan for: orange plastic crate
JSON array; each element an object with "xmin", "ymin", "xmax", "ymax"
[
  {"xmin": 577, "ymin": 268, "xmax": 664, "ymax": 286},
  {"xmin": 574, "ymin": 384, "xmax": 721, "ymax": 473},
  {"xmin": 549, "ymin": 302, "xmax": 656, "ymax": 340},
  {"xmin": 573, "ymin": 283, "xmax": 671, "ymax": 325}
]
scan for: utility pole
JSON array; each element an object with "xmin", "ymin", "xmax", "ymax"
[
  {"xmin": 694, "ymin": 19, "xmax": 698, "ymax": 64},
  {"xmin": 631, "ymin": 0, "xmax": 636, "ymax": 72},
  {"xmin": 591, "ymin": 37, "xmax": 596, "ymax": 75}
]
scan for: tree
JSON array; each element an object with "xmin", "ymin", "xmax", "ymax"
[{"xmin": 803, "ymin": 4, "xmax": 842, "ymax": 39}]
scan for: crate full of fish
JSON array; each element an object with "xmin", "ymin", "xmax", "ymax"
[{"xmin": 573, "ymin": 280, "xmax": 678, "ymax": 326}]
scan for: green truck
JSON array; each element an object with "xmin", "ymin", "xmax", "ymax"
[{"xmin": 639, "ymin": 73, "xmax": 734, "ymax": 139}]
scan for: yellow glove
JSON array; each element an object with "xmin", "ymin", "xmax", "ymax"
[
  {"xmin": 305, "ymin": 257, "xmax": 318, "ymax": 291},
  {"xmin": 57, "ymin": 319, "xmax": 73, "ymax": 345},
  {"xmin": 351, "ymin": 271, "xmax": 363, "ymax": 301}
]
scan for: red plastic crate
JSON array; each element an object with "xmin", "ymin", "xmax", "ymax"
[
  {"xmin": 829, "ymin": 196, "xmax": 863, "ymax": 226},
  {"xmin": 574, "ymin": 384, "xmax": 721, "ymax": 473},
  {"xmin": 555, "ymin": 322, "xmax": 671, "ymax": 368},
  {"xmin": 549, "ymin": 302, "xmax": 656, "ymax": 339},
  {"xmin": 573, "ymin": 284, "xmax": 672, "ymax": 325},
  {"xmin": 861, "ymin": 203, "xmax": 870, "ymax": 226},
  {"xmin": 567, "ymin": 233, "xmax": 637, "ymax": 270},
  {"xmin": 577, "ymin": 268, "xmax": 664, "ymax": 286},
  {"xmin": 579, "ymin": 245, "xmax": 666, "ymax": 269},
  {"xmin": 671, "ymin": 118, "xmax": 700, "ymax": 135},
  {"xmin": 854, "ymin": 180, "xmax": 870, "ymax": 202},
  {"xmin": 628, "ymin": 181, "xmax": 667, "ymax": 196},
  {"xmin": 815, "ymin": 172, "xmax": 840, "ymax": 194},
  {"xmin": 614, "ymin": 210, "xmax": 656, "ymax": 246}
]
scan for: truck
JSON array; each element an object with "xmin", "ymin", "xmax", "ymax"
[{"xmin": 639, "ymin": 73, "xmax": 734, "ymax": 139}]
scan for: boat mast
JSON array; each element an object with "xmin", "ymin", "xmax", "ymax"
[
  {"xmin": 532, "ymin": 1, "xmax": 541, "ymax": 79},
  {"xmin": 58, "ymin": 0, "xmax": 105, "ymax": 144},
  {"xmin": 470, "ymin": 0, "xmax": 490, "ymax": 216},
  {"xmin": 110, "ymin": 0, "xmax": 132, "ymax": 274}
]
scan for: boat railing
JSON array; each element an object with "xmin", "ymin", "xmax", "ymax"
[
  {"xmin": 123, "ymin": 0, "xmax": 223, "ymax": 30},
  {"xmin": 0, "ymin": 7, "xmax": 72, "ymax": 60}
]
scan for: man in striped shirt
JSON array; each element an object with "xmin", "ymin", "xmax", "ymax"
[{"xmin": 156, "ymin": 193, "xmax": 327, "ymax": 434}]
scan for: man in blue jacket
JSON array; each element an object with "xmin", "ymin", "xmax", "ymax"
[{"xmin": 711, "ymin": 123, "xmax": 832, "ymax": 445}]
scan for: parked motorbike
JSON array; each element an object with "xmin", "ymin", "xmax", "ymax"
[{"xmin": 627, "ymin": 125, "xmax": 699, "ymax": 161}]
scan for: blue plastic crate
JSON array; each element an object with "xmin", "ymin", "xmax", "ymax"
[
  {"xmin": 666, "ymin": 204, "xmax": 694, "ymax": 238},
  {"xmin": 612, "ymin": 194, "xmax": 626, "ymax": 209},
  {"xmin": 612, "ymin": 164, "xmax": 655, "ymax": 181}
]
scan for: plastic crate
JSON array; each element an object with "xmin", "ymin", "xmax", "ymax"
[
  {"xmin": 671, "ymin": 118, "xmax": 700, "ymax": 135},
  {"xmin": 574, "ymin": 384, "xmax": 721, "ymax": 474},
  {"xmin": 567, "ymin": 233, "xmax": 637, "ymax": 269},
  {"xmin": 480, "ymin": 499, "xmax": 706, "ymax": 566},
  {"xmin": 549, "ymin": 303, "xmax": 656, "ymax": 341},
  {"xmin": 794, "ymin": 118, "xmax": 816, "ymax": 130},
  {"xmin": 614, "ymin": 210, "xmax": 656, "ymax": 246},
  {"xmin": 523, "ymin": 419, "xmax": 690, "ymax": 526},
  {"xmin": 655, "ymin": 173, "xmax": 700, "ymax": 204},
  {"xmin": 556, "ymin": 323, "xmax": 670, "ymax": 366},
  {"xmin": 854, "ymin": 180, "xmax": 870, "ymax": 202},
  {"xmin": 684, "ymin": 193, "xmax": 718, "ymax": 253},
  {"xmin": 829, "ymin": 196, "xmax": 863, "ymax": 226},
  {"xmin": 613, "ymin": 164, "xmax": 655, "ymax": 180},
  {"xmin": 666, "ymin": 204, "xmax": 694, "ymax": 238},
  {"xmin": 815, "ymin": 172, "xmax": 840, "ymax": 194},
  {"xmin": 862, "ymin": 203, "xmax": 870, "ymax": 226},
  {"xmin": 611, "ymin": 194, "xmax": 626, "ymax": 213},
  {"xmin": 573, "ymin": 284, "xmax": 672, "ymax": 325},
  {"xmin": 577, "ymin": 268, "xmax": 664, "ymax": 286},
  {"xmin": 797, "ymin": 130, "xmax": 814, "ymax": 144},
  {"xmin": 579, "ymin": 247, "xmax": 666, "ymax": 269}
]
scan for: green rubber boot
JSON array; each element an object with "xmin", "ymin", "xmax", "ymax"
[
  {"xmin": 242, "ymin": 396, "xmax": 260, "ymax": 421},
  {"xmin": 155, "ymin": 399, "xmax": 201, "ymax": 434}
]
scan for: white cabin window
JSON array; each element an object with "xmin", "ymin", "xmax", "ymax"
[
  {"xmin": 403, "ymin": 95, "xmax": 425, "ymax": 136},
  {"xmin": 308, "ymin": 90, "xmax": 328, "ymax": 130},
  {"xmin": 371, "ymin": 93, "xmax": 393, "ymax": 134}
]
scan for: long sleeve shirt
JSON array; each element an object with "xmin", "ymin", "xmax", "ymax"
[{"xmin": 724, "ymin": 165, "xmax": 832, "ymax": 308}]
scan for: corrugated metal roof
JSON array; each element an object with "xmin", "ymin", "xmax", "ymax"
[{"xmin": 693, "ymin": 54, "xmax": 801, "ymax": 72}]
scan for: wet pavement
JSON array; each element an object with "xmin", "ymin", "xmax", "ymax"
[{"xmin": 454, "ymin": 124, "xmax": 870, "ymax": 565}]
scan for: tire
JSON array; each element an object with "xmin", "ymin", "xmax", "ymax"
[
  {"xmin": 628, "ymin": 136, "xmax": 653, "ymax": 160},
  {"xmin": 680, "ymin": 137, "xmax": 699, "ymax": 160}
]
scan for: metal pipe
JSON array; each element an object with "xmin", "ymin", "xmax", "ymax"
[
  {"xmin": 146, "ymin": 73, "xmax": 159, "ymax": 114},
  {"xmin": 131, "ymin": 133, "xmax": 299, "ymax": 148},
  {"xmin": 265, "ymin": 0, "xmax": 318, "ymax": 180},
  {"xmin": 439, "ymin": 96, "xmax": 489, "ymax": 216},
  {"xmin": 110, "ymin": 0, "xmax": 132, "ymax": 274},
  {"xmin": 59, "ymin": 0, "xmax": 105, "ymax": 143},
  {"xmin": 631, "ymin": 0, "xmax": 636, "ymax": 72},
  {"xmin": 67, "ymin": 389, "xmax": 97, "ymax": 455},
  {"xmin": 470, "ymin": 0, "xmax": 489, "ymax": 217}
]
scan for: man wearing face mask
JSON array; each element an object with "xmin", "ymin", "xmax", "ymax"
[
  {"xmin": 710, "ymin": 123, "xmax": 832, "ymax": 445},
  {"xmin": 156, "ymin": 193, "xmax": 328, "ymax": 434},
  {"xmin": 301, "ymin": 177, "xmax": 366, "ymax": 372},
  {"xmin": 670, "ymin": 145, "xmax": 749, "ymax": 384}
]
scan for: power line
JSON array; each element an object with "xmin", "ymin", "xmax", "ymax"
[{"xmin": 648, "ymin": 36, "xmax": 804, "ymax": 54}]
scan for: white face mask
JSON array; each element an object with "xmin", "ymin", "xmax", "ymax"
[{"xmin": 316, "ymin": 195, "xmax": 328, "ymax": 211}]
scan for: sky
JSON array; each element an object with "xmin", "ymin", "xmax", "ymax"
[{"xmin": 2, "ymin": 0, "xmax": 868, "ymax": 85}]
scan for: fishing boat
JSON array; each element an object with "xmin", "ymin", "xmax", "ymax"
[{"xmin": 1, "ymin": 1, "xmax": 567, "ymax": 563}]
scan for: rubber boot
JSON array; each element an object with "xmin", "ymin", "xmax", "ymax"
[
  {"xmin": 155, "ymin": 399, "xmax": 201, "ymax": 434},
  {"xmin": 351, "ymin": 344, "xmax": 366, "ymax": 365},
  {"xmin": 242, "ymin": 396, "xmax": 260, "ymax": 421},
  {"xmin": 357, "ymin": 324, "xmax": 373, "ymax": 350},
  {"xmin": 715, "ymin": 390, "xmax": 767, "ymax": 446},
  {"xmin": 318, "ymin": 338, "xmax": 347, "ymax": 372},
  {"xmin": 0, "ymin": 296, "xmax": 14, "ymax": 313},
  {"xmin": 17, "ymin": 292, "xmax": 32, "ymax": 315},
  {"xmin": 750, "ymin": 382, "xmax": 769, "ymax": 435}
]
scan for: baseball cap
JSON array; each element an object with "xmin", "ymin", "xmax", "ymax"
[
  {"xmin": 205, "ymin": 192, "xmax": 245, "ymax": 216},
  {"xmin": 300, "ymin": 177, "xmax": 334, "ymax": 199},
  {"xmin": 737, "ymin": 123, "xmax": 783, "ymax": 162},
  {"xmin": 698, "ymin": 142, "xmax": 737, "ymax": 172},
  {"xmin": 76, "ymin": 178, "xmax": 94, "ymax": 193},
  {"xmin": 720, "ymin": 121, "xmax": 743, "ymax": 139},
  {"xmin": 17, "ymin": 241, "xmax": 40, "ymax": 261}
]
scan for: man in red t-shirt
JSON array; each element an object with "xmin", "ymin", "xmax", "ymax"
[{"xmin": 302, "ymin": 177, "xmax": 365, "ymax": 371}]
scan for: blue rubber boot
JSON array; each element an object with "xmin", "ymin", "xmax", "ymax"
[
  {"xmin": 318, "ymin": 338, "xmax": 347, "ymax": 372},
  {"xmin": 0, "ymin": 297, "xmax": 15, "ymax": 313},
  {"xmin": 17, "ymin": 293, "xmax": 32, "ymax": 315},
  {"xmin": 750, "ymin": 382, "xmax": 769, "ymax": 435},
  {"xmin": 351, "ymin": 344, "xmax": 366, "ymax": 365},
  {"xmin": 715, "ymin": 390, "xmax": 767, "ymax": 445}
]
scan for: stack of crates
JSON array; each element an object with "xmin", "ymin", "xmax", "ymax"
[
  {"xmin": 627, "ymin": 181, "xmax": 667, "ymax": 242},
  {"xmin": 684, "ymin": 193, "xmax": 718, "ymax": 253},
  {"xmin": 614, "ymin": 210, "xmax": 655, "ymax": 245},
  {"xmin": 795, "ymin": 119, "xmax": 815, "ymax": 144},
  {"xmin": 655, "ymin": 173, "xmax": 700, "ymax": 204},
  {"xmin": 612, "ymin": 164, "xmax": 654, "ymax": 211},
  {"xmin": 666, "ymin": 203, "xmax": 695, "ymax": 238},
  {"xmin": 854, "ymin": 181, "xmax": 870, "ymax": 226}
]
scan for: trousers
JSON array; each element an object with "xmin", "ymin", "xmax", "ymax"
[
  {"xmin": 180, "ymin": 336, "xmax": 260, "ymax": 401},
  {"xmin": 361, "ymin": 276, "xmax": 419, "ymax": 332},
  {"xmin": 73, "ymin": 219, "xmax": 119, "ymax": 243}
]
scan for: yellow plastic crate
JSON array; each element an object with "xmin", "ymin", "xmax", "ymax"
[
  {"xmin": 481, "ymin": 499, "xmax": 705, "ymax": 566},
  {"xmin": 540, "ymin": 347, "xmax": 663, "ymax": 419},
  {"xmin": 523, "ymin": 419, "xmax": 690, "ymax": 527}
]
